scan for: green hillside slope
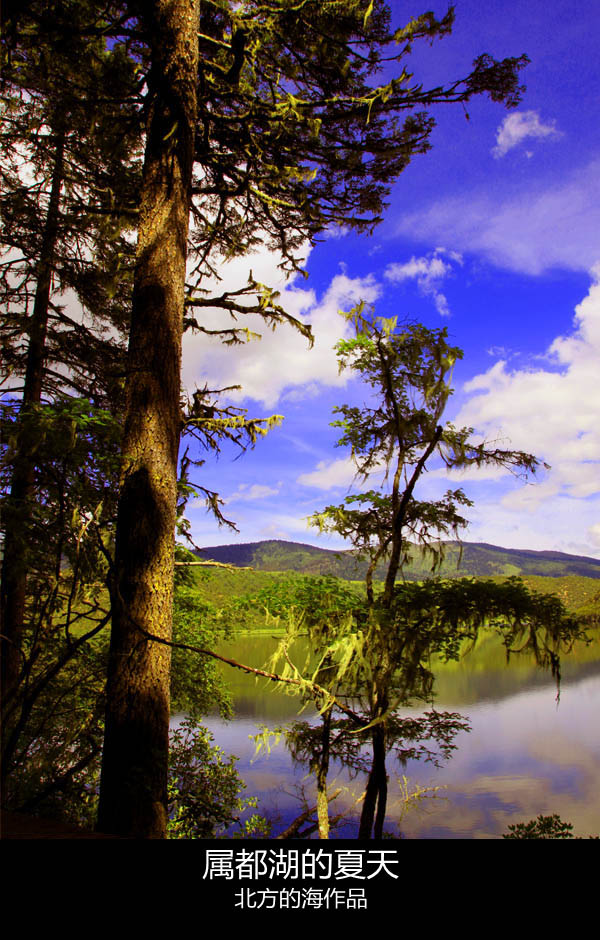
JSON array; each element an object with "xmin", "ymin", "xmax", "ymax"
[{"xmin": 195, "ymin": 538, "xmax": 600, "ymax": 581}]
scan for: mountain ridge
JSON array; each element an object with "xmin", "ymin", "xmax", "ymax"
[{"xmin": 194, "ymin": 538, "xmax": 600, "ymax": 581}]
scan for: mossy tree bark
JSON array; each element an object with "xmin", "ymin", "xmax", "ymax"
[
  {"xmin": 97, "ymin": 0, "xmax": 199, "ymax": 839},
  {"xmin": 315, "ymin": 705, "xmax": 333, "ymax": 840}
]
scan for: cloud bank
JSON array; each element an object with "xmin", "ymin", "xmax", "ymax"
[
  {"xmin": 295, "ymin": 272, "xmax": 600, "ymax": 556},
  {"xmin": 182, "ymin": 248, "xmax": 380, "ymax": 407},
  {"xmin": 394, "ymin": 159, "xmax": 600, "ymax": 275},
  {"xmin": 446, "ymin": 270, "xmax": 600, "ymax": 555},
  {"xmin": 457, "ymin": 268, "xmax": 600, "ymax": 502}
]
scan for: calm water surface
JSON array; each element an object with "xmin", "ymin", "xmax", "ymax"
[{"xmin": 198, "ymin": 631, "xmax": 600, "ymax": 839}]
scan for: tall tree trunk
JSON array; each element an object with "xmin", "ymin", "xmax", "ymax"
[
  {"xmin": 97, "ymin": 0, "xmax": 199, "ymax": 839},
  {"xmin": 1, "ymin": 128, "xmax": 65, "ymax": 705}
]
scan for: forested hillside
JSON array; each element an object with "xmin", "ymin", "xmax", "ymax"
[{"xmin": 196, "ymin": 539, "xmax": 600, "ymax": 581}]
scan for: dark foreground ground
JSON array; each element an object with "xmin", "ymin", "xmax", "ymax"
[{"xmin": 1, "ymin": 809, "xmax": 122, "ymax": 839}]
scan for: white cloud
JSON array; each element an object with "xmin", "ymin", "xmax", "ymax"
[
  {"xmin": 588, "ymin": 523, "xmax": 600, "ymax": 549},
  {"xmin": 394, "ymin": 159, "xmax": 600, "ymax": 275},
  {"xmin": 492, "ymin": 110, "xmax": 562, "ymax": 158},
  {"xmin": 256, "ymin": 513, "xmax": 315, "ymax": 540},
  {"xmin": 281, "ymin": 382, "xmax": 322, "ymax": 403},
  {"xmin": 487, "ymin": 345, "xmax": 513, "ymax": 358},
  {"xmin": 427, "ymin": 461, "xmax": 512, "ymax": 484},
  {"xmin": 384, "ymin": 248, "xmax": 463, "ymax": 317},
  {"xmin": 226, "ymin": 483, "xmax": 280, "ymax": 503},
  {"xmin": 182, "ymin": 249, "xmax": 381, "ymax": 407},
  {"xmin": 452, "ymin": 490, "xmax": 600, "ymax": 559},
  {"xmin": 297, "ymin": 456, "xmax": 357, "ymax": 490},
  {"xmin": 298, "ymin": 455, "xmax": 388, "ymax": 492}
]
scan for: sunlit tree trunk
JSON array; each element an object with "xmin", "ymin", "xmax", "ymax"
[
  {"xmin": 1, "ymin": 128, "xmax": 64, "ymax": 704},
  {"xmin": 97, "ymin": 0, "xmax": 199, "ymax": 839},
  {"xmin": 315, "ymin": 705, "xmax": 332, "ymax": 839}
]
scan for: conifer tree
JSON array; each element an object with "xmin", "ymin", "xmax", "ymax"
[
  {"xmin": 307, "ymin": 309, "xmax": 578, "ymax": 837},
  {"xmin": 1, "ymin": 1, "xmax": 140, "ymax": 759},
  {"xmin": 95, "ymin": 0, "xmax": 533, "ymax": 838},
  {"xmin": 223, "ymin": 312, "xmax": 583, "ymax": 840}
]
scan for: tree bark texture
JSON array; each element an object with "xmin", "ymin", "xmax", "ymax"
[
  {"xmin": 97, "ymin": 0, "xmax": 199, "ymax": 839},
  {"xmin": 1, "ymin": 128, "xmax": 65, "ymax": 704}
]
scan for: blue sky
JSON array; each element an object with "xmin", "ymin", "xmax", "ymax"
[{"xmin": 181, "ymin": 0, "xmax": 600, "ymax": 559}]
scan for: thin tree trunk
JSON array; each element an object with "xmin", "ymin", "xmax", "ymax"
[
  {"xmin": 315, "ymin": 706, "xmax": 332, "ymax": 839},
  {"xmin": 97, "ymin": 0, "xmax": 199, "ymax": 839},
  {"xmin": 383, "ymin": 426, "xmax": 444, "ymax": 606},
  {"xmin": 1, "ymin": 128, "xmax": 65, "ymax": 704},
  {"xmin": 359, "ymin": 660, "xmax": 390, "ymax": 840},
  {"xmin": 372, "ymin": 724, "xmax": 388, "ymax": 839},
  {"xmin": 358, "ymin": 723, "xmax": 388, "ymax": 839}
]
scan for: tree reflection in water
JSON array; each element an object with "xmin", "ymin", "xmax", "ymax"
[{"xmin": 282, "ymin": 709, "xmax": 470, "ymax": 839}]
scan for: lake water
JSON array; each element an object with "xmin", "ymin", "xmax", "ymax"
[{"xmin": 200, "ymin": 630, "xmax": 600, "ymax": 839}]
